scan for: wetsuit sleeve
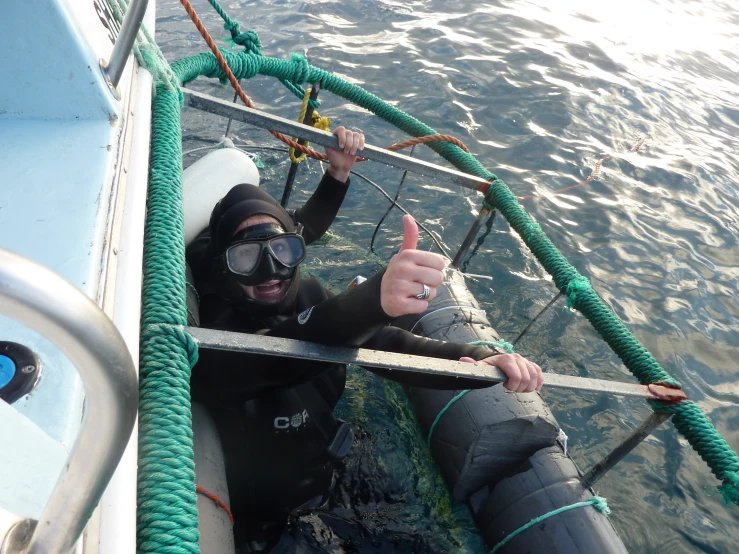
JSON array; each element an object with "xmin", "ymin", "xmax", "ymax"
[
  {"xmin": 293, "ymin": 172, "xmax": 350, "ymax": 245},
  {"xmin": 266, "ymin": 268, "xmax": 391, "ymax": 346},
  {"xmin": 191, "ymin": 273, "xmax": 390, "ymax": 403},
  {"xmin": 362, "ymin": 326, "xmax": 502, "ymax": 390}
]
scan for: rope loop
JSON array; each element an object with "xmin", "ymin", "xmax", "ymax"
[
  {"xmin": 490, "ymin": 496, "xmax": 610, "ymax": 553},
  {"xmin": 289, "ymin": 53, "xmax": 312, "ymax": 87},
  {"xmin": 221, "ymin": 48, "xmax": 259, "ymax": 80},
  {"xmin": 143, "ymin": 324, "xmax": 200, "ymax": 369}
]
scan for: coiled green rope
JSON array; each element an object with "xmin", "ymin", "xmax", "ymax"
[{"xmin": 138, "ymin": 82, "xmax": 200, "ymax": 552}]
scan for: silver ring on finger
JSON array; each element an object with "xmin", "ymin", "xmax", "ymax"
[
  {"xmin": 416, "ymin": 283, "xmax": 431, "ymax": 300},
  {"xmin": 526, "ymin": 363, "xmax": 537, "ymax": 370}
]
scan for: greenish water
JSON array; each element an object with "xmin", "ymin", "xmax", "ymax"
[{"xmin": 157, "ymin": 0, "xmax": 739, "ymax": 551}]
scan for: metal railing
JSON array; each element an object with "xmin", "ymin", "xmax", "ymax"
[
  {"xmin": 102, "ymin": 0, "xmax": 149, "ymax": 89},
  {"xmin": 0, "ymin": 248, "xmax": 137, "ymax": 554},
  {"xmin": 182, "ymin": 87, "xmax": 492, "ymax": 193}
]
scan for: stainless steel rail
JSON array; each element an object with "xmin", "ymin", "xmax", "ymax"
[
  {"xmin": 0, "ymin": 249, "xmax": 137, "ymax": 554},
  {"xmin": 102, "ymin": 0, "xmax": 149, "ymax": 89},
  {"xmin": 186, "ymin": 326, "xmax": 669, "ymax": 400},
  {"xmin": 182, "ymin": 88, "xmax": 492, "ymax": 193}
]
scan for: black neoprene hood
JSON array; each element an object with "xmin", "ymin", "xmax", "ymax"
[{"xmin": 209, "ymin": 184, "xmax": 296, "ymax": 254}]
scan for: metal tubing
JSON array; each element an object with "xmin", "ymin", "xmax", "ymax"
[
  {"xmin": 104, "ymin": 0, "xmax": 149, "ymax": 88},
  {"xmin": 186, "ymin": 326, "xmax": 670, "ymax": 400},
  {"xmin": 182, "ymin": 88, "xmax": 492, "ymax": 192},
  {"xmin": 281, "ymin": 83, "xmax": 321, "ymax": 207},
  {"xmin": 580, "ymin": 412, "xmax": 672, "ymax": 489},
  {"xmin": 0, "ymin": 249, "xmax": 137, "ymax": 554},
  {"xmin": 451, "ymin": 206, "xmax": 490, "ymax": 268}
]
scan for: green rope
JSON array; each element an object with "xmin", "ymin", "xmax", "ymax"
[
  {"xmin": 427, "ymin": 389, "xmax": 471, "ymax": 449},
  {"xmin": 138, "ymin": 79, "xmax": 200, "ymax": 552},
  {"xmin": 204, "ymin": 0, "xmax": 319, "ymax": 108},
  {"xmin": 490, "ymin": 496, "xmax": 611, "ymax": 553}
]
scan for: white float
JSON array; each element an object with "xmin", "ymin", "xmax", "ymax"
[{"xmin": 183, "ymin": 146, "xmax": 261, "ymax": 246}]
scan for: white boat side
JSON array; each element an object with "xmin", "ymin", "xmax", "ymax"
[{"xmin": 0, "ymin": 0, "xmax": 152, "ymax": 552}]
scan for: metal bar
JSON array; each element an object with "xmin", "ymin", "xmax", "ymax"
[
  {"xmin": 0, "ymin": 249, "xmax": 137, "ymax": 554},
  {"xmin": 451, "ymin": 206, "xmax": 491, "ymax": 268},
  {"xmin": 103, "ymin": 0, "xmax": 149, "ymax": 88},
  {"xmin": 580, "ymin": 412, "xmax": 672, "ymax": 489},
  {"xmin": 513, "ymin": 292, "xmax": 563, "ymax": 345},
  {"xmin": 370, "ymin": 144, "xmax": 416, "ymax": 253},
  {"xmin": 186, "ymin": 326, "xmax": 667, "ymax": 400},
  {"xmin": 182, "ymin": 87, "xmax": 491, "ymax": 192},
  {"xmin": 224, "ymin": 89, "xmax": 240, "ymax": 136},
  {"xmin": 281, "ymin": 83, "xmax": 321, "ymax": 207}
]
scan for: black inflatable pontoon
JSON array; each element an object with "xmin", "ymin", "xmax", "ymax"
[{"xmin": 396, "ymin": 269, "xmax": 628, "ymax": 553}]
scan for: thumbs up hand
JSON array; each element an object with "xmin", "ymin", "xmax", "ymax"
[{"xmin": 380, "ymin": 215, "xmax": 447, "ymax": 318}]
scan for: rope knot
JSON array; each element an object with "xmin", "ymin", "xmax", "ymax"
[
  {"xmin": 289, "ymin": 53, "xmax": 311, "ymax": 85},
  {"xmin": 312, "ymin": 112, "xmax": 331, "ymax": 131},
  {"xmin": 720, "ymin": 472, "xmax": 739, "ymax": 506},
  {"xmin": 232, "ymin": 29, "xmax": 262, "ymax": 54},
  {"xmin": 222, "ymin": 18, "xmax": 240, "ymax": 36},
  {"xmin": 564, "ymin": 275, "xmax": 591, "ymax": 308},
  {"xmin": 590, "ymin": 495, "xmax": 611, "ymax": 515}
]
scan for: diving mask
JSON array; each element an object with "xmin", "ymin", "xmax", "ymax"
[{"xmin": 225, "ymin": 223, "xmax": 306, "ymax": 286}]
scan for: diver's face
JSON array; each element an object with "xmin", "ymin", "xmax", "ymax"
[{"xmin": 232, "ymin": 215, "xmax": 293, "ymax": 303}]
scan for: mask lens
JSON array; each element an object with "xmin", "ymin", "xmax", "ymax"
[
  {"xmin": 225, "ymin": 242, "xmax": 262, "ymax": 275},
  {"xmin": 269, "ymin": 236, "xmax": 305, "ymax": 267}
]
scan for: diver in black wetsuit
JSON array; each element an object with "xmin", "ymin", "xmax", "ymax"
[{"xmin": 186, "ymin": 126, "xmax": 544, "ymax": 549}]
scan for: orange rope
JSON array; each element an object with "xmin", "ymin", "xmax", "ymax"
[
  {"xmin": 518, "ymin": 136, "xmax": 647, "ymax": 201},
  {"xmin": 388, "ymin": 134, "xmax": 470, "ymax": 153},
  {"xmin": 178, "ymin": 0, "xmax": 471, "ymax": 161},
  {"xmin": 196, "ymin": 485, "xmax": 235, "ymax": 524}
]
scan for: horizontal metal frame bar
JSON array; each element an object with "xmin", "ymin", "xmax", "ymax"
[
  {"xmin": 185, "ymin": 326, "xmax": 662, "ymax": 400},
  {"xmin": 182, "ymin": 88, "xmax": 490, "ymax": 192}
]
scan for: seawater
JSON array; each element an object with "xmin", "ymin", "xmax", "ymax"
[{"xmin": 157, "ymin": 1, "xmax": 739, "ymax": 551}]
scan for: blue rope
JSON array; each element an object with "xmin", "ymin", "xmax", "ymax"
[
  {"xmin": 490, "ymin": 496, "xmax": 611, "ymax": 553},
  {"xmin": 468, "ymin": 339, "xmax": 515, "ymax": 353},
  {"xmin": 426, "ymin": 339, "xmax": 515, "ymax": 448}
]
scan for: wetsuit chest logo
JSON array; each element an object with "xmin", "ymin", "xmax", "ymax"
[
  {"xmin": 297, "ymin": 306, "xmax": 314, "ymax": 325},
  {"xmin": 274, "ymin": 409, "xmax": 309, "ymax": 430}
]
